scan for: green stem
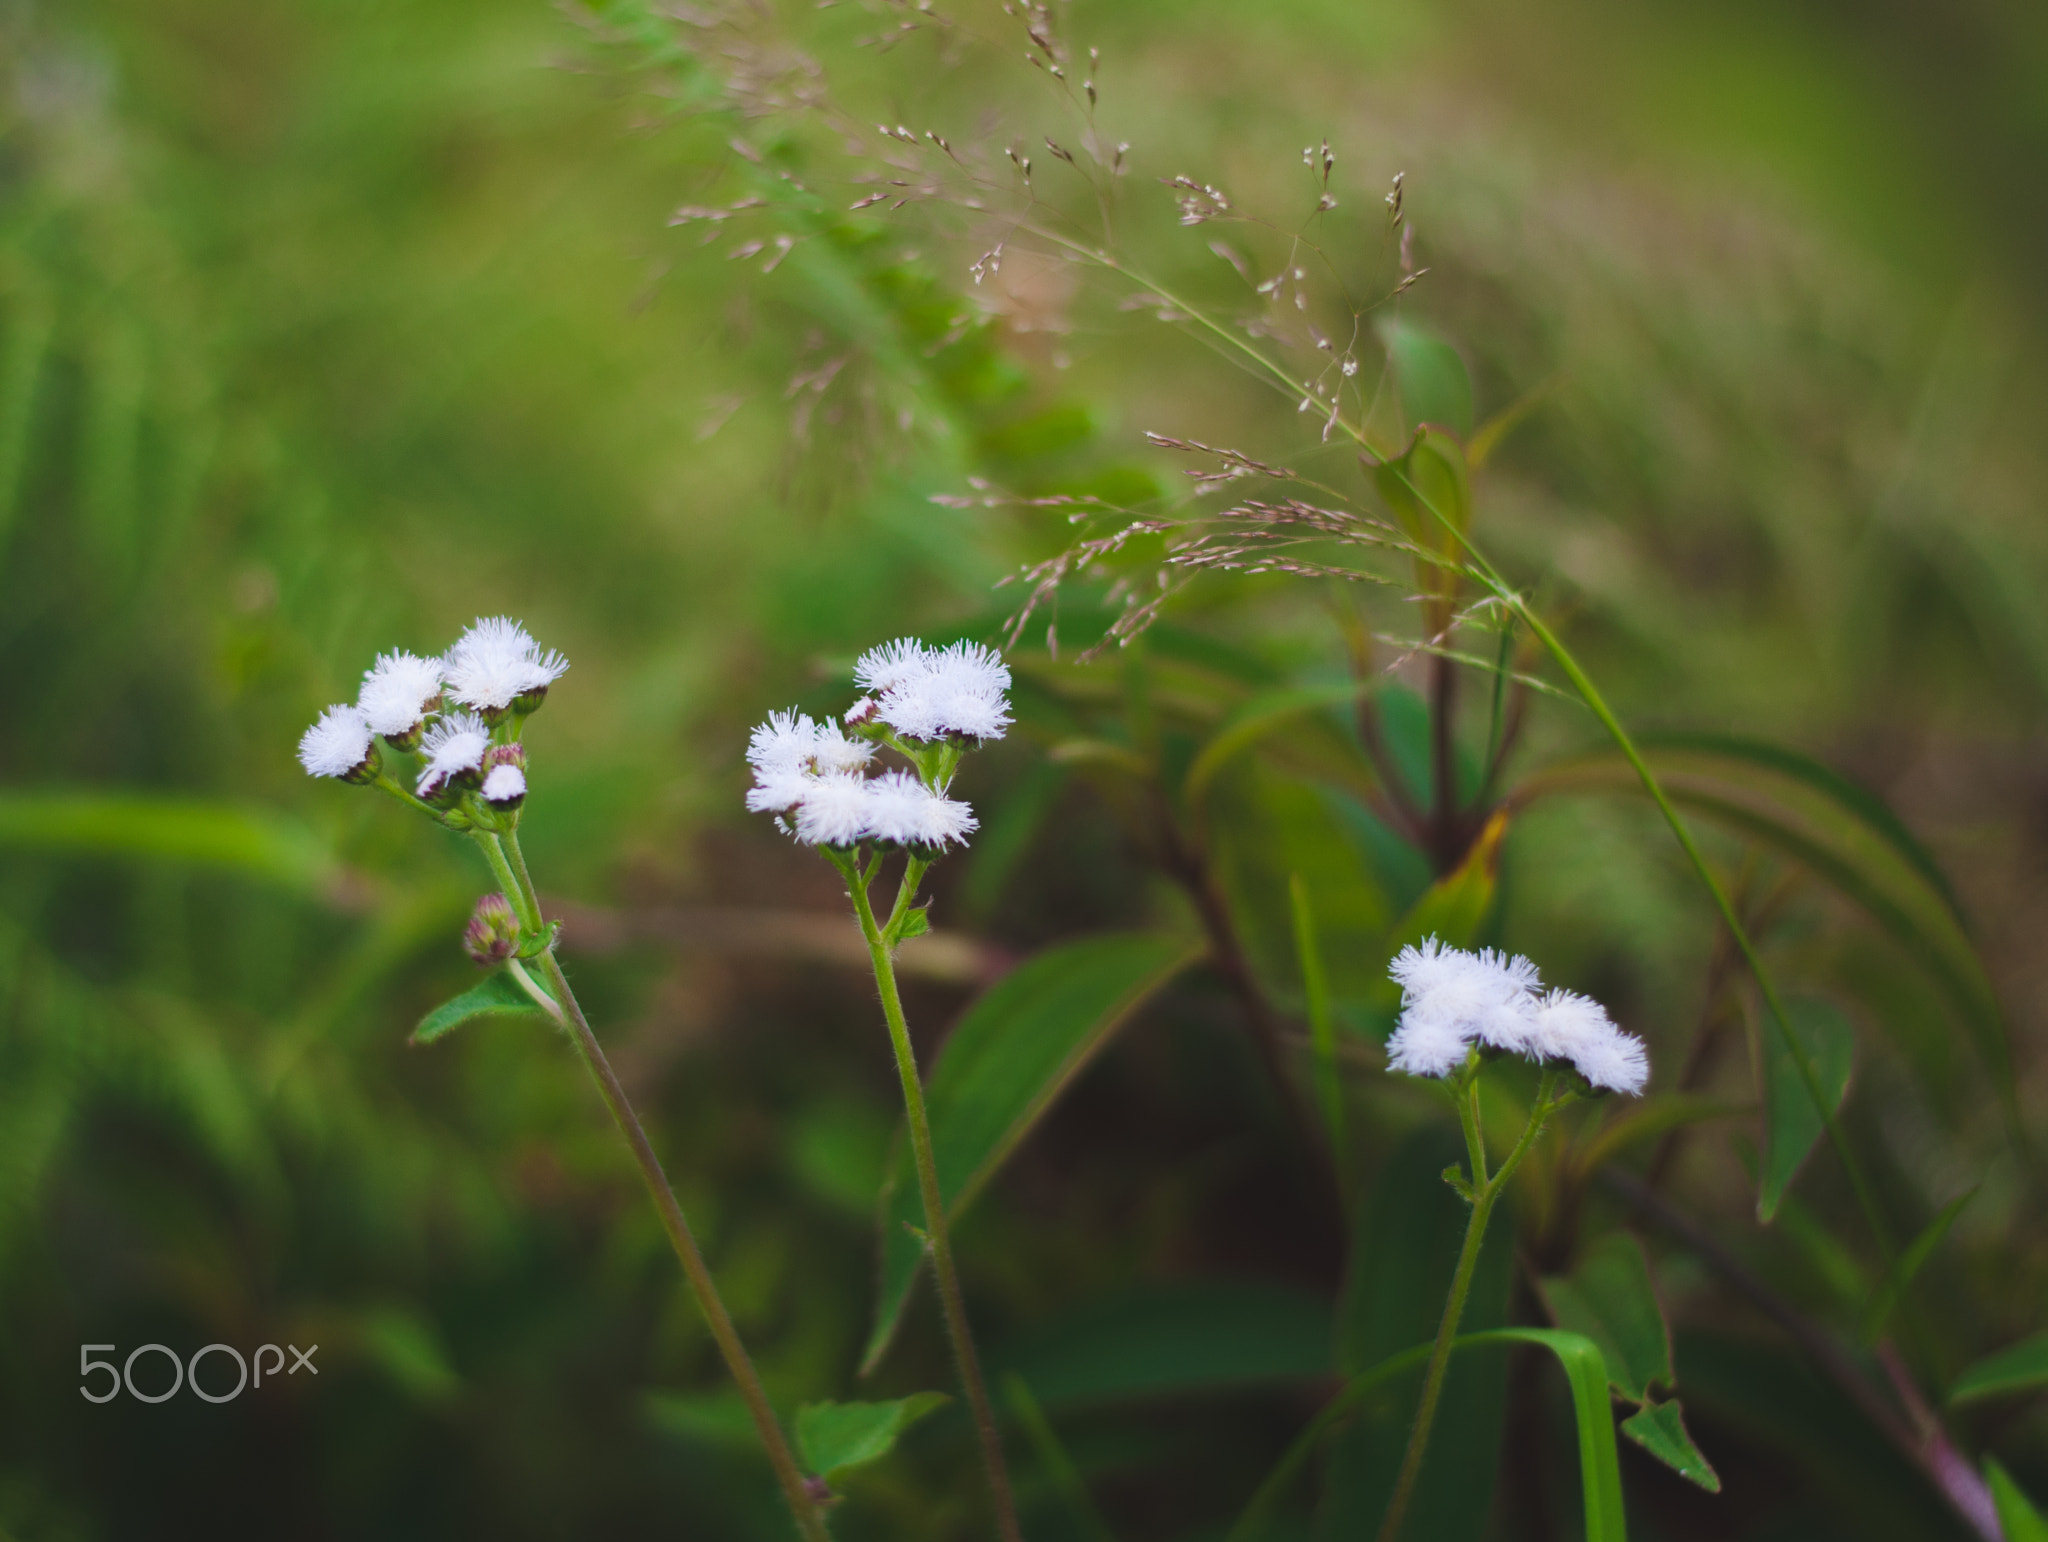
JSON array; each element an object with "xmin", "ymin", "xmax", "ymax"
[
  {"xmin": 1377, "ymin": 1073, "xmax": 1559, "ymax": 1542},
  {"xmin": 845, "ymin": 853, "xmax": 1025, "ymax": 1542},
  {"xmin": 492, "ymin": 834, "xmax": 830, "ymax": 1542}
]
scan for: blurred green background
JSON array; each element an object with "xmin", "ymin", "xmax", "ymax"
[{"xmin": 3, "ymin": 0, "xmax": 2045, "ymax": 1537}]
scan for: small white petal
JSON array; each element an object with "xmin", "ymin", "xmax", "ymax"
[
  {"xmin": 356, "ymin": 651, "xmax": 446, "ymax": 737},
  {"xmin": 1386, "ymin": 1011, "xmax": 1472, "ymax": 1078},
  {"xmin": 862, "ymin": 770, "xmax": 978, "ymax": 848},
  {"xmin": 416, "ymin": 711, "xmax": 491, "ymax": 795},
  {"xmin": 444, "ymin": 616, "xmax": 569, "ymax": 711},
  {"xmin": 854, "ymin": 637, "xmax": 933, "ymax": 694},
  {"xmin": 481, "ymin": 763, "xmax": 527, "ymax": 806},
  {"xmin": 298, "ymin": 704, "xmax": 374, "ymax": 779},
  {"xmin": 790, "ymin": 774, "xmax": 876, "ymax": 846}
]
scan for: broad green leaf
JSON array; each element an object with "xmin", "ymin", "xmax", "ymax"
[
  {"xmin": 0, "ymin": 790, "xmax": 344, "ymax": 897},
  {"xmin": 1539, "ymin": 1232, "xmax": 1671, "ymax": 1403},
  {"xmin": 1518, "ymin": 736, "xmax": 2011, "ymax": 1101},
  {"xmin": 1859, "ymin": 1186, "xmax": 1976, "ymax": 1342},
  {"xmin": 1620, "ymin": 1399, "xmax": 1720, "ymax": 1493},
  {"xmin": 1362, "ymin": 809, "xmax": 1509, "ymax": 1023},
  {"xmin": 1950, "ymin": 1329, "xmax": 2048, "ymax": 1405},
  {"xmin": 1372, "ymin": 426, "xmax": 1472, "ymax": 584},
  {"xmin": 863, "ymin": 931, "xmax": 1199, "ymax": 1371},
  {"xmin": 991, "ymin": 1279, "xmax": 1332, "ymax": 1408},
  {"xmin": 795, "ymin": 1393, "xmax": 948, "ymax": 1480},
  {"xmin": 1181, "ymin": 679, "xmax": 1384, "ymax": 815},
  {"xmin": 411, "ymin": 970, "xmax": 552, "ymax": 1046},
  {"xmin": 1379, "ymin": 316, "xmax": 1475, "ymax": 438},
  {"xmin": 1758, "ymin": 997, "xmax": 1854, "ymax": 1222},
  {"xmin": 1483, "ymin": 1329, "xmax": 1630, "ymax": 1542},
  {"xmin": 1208, "ymin": 761, "xmax": 1393, "ymax": 1009},
  {"xmin": 1322, "ymin": 1128, "xmax": 1514, "ymax": 1539},
  {"xmin": 1987, "ymin": 1459, "xmax": 2048, "ymax": 1542}
]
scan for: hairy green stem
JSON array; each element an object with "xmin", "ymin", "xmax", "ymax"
[
  {"xmin": 1377, "ymin": 1073, "xmax": 1560, "ymax": 1542},
  {"xmin": 844, "ymin": 851, "xmax": 1024, "ymax": 1542},
  {"xmin": 489, "ymin": 833, "xmax": 830, "ymax": 1542}
]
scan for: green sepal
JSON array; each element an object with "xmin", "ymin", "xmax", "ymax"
[{"xmin": 515, "ymin": 920, "xmax": 562, "ymax": 959}]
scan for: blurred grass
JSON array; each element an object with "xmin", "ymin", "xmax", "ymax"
[{"xmin": 2, "ymin": 0, "xmax": 2046, "ymax": 1537}]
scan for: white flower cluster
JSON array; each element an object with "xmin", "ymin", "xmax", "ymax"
[
  {"xmin": 851, "ymin": 637, "xmax": 1012, "ymax": 743},
  {"xmin": 297, "ymin": 616, "xmax": 566, "ymax": 811},
  {"xmin": 744, "ymin": 637, "xmax": 1010, "ymax": 850},
  {"xmin": 1385, "ymin": 938, "xmax": 1648, "ymax": 1094}
]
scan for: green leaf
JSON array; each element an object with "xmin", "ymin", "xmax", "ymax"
[
  {"xmin": 862, "ymin": 931, "xmax": 1199, "ymax": 1372},
  {"xmin": 1372, "ymin": 427, "xmax": 1472, "ymax": 576},
  {"xmin": 411, "ymin": 970, "xmax": 551, "ymax": 1046},
  {"xmin": 1362, "ymin": 808, "xmax": 1509, "ymax": 1022},
  {"xmin": 1378, "ymin": 316, "xmax": 1475, "ymax": 438},
  {"xmin": 991, "ymin": 1279, "xmax": 1332, "ymax": 1409},
  {"xmin": 1621, "ymin": 1399, "xmax": 1720, "ymax": 1493},
  {"xmin": 795, "ymin": 1393, "xmax": 949, "ymax": 1481},
  {"xmin": 1539, "ymin": 1232, "xmax": 1672, "ymax": 1403},
  {"xmin": 1181, "ymin": 679, "xmax": 1384, "ymax": 815},
  {"xmin": 1484, "ymin": 1329, "xmax": 1630, "ymax": 1542},
  {"xmin": 1987, "ymin": 1459, "xmax": 2048, "ymax": 1542},
  {"xmin": 895, "ymin": 905, "xmax": 931, "ymax": 940},
  {"xmin": 1758, "ymin": 997, "xmax": 1855, "ymax": 1222},
  {"xmin": 1572, "ymin": 1095, "xmax": 1749, "ymax": 1179},
  {"xmin": 1949, "ymin": 1329, "xmax": 2048, "ymax": 1406},
  {"xmin": 0, "ymin": 790, "xmax": 344, "ymax": 897},
  {"xmin": 1859, "ymin": 1186, "xmax": 1975, "ymax": 1342}
]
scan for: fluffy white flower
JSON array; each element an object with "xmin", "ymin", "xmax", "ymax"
[
  {"xmin": 744, "ymin": 709, "xmax": 876, "ymax": 819},
  {"xmin": 481, "ymin": 763, "xmax": 527, "ymax": 808},
  {"xmin": 745, "ymin": 770, "xmax": 813, "ymax": 816},
  {"xmin": 298, "ymin": 704, "xmax": 375, "ymax": 779},
  {"xmin": 1385, "ymin": 938, "xmax": 1541, "ymax": 1073},
  {"xmin": 416, "ymin": 711, "xmax": 491, "ymax": 796},
  {"xmin": 854, "ymin": 637, "xmax": 932, "ymax": 694},
  {"xmin": 862, "ymin": 770, "xmax": 978, "ymax": 849},
  {"xmin": 443, "ymin": 616, "xmax": 569, "ymax": 713},
  {"xmin": 876, "ymin": 639, "xmax": 1012, "ymax": 742},
  {"xmin": 790, "ymin": 774, "xmax": 876, "ymax": 846},
  {"xmin": 748, "ymin": 709, "xmax": 821, "ymax": 778},
  {"xmin": 1525, "ymin": 989, "xmax": 1648, "ymax": 1094},
  {"xmin": 356, "ymin": 651, "xmax": 445, "ymax": 738},
  {"xmin": 1386, "ymin": 1011, "xmax": 1475, "ymax": 1078}
]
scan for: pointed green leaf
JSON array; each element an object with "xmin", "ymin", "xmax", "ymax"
[
  {"xmin": 896, "ymin": 905, "xmax": 931, "ymax": 940},
  {"xmin": 1859, "ymin": 1186, "xmax": 1975, "ymax": 1342},
  {"xmin": 1378, "ymin": 316, "xmax": 1475, "ymax": 438},
  {"xmin": 411, "ymin": 970, "xmax": 550, "ymax": 1046},
  {"xmin": 1539, "ymin": 1232, "xmax": 1672, "ymax": 1403},
  {"xmin": 1373, "ymin": 426, "xmax": 1472, "ymax": 572},
  {"xmin": 1621, "ymin": 1399, "xmax": 1720, "ymax": 1492},
  {"xmin": 1485, "ymin": 1329, "xmax": 1630, "ymax": 1542},
  {"xmin": 1987, "ymin": 1459, "xmax": 2048, "ymax": 1542},
  {"xmin": 1758, "ymin": 997, "xmax": 1854, "ymax": 1221},
  {"xmin": 1950, "ymin": 1329, "xmax": 2048, "ymax": 1406},
  {"xmin": 862, "ymin": 931, "xmax": 1199, "ymax": 1372},
  {"xmin": 796, "ymin": 1393, "xmax": 949, "ymax": 1480}
]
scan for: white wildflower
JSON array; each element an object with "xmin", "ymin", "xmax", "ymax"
[
  {"xmin": 481, "ymin": 763, "xmax": 527, "ymax": 809},
  {"xmin": 744, "ymin": 708, "xmax": 875, "ymax": 817},
  {"xmin": 417, "ymin": 711, "xmax": 491, "ymax": 797},
  {"xmin": 790, "ymin": 774, "xmax": 876, "ymax": 847},
  {"xmin": 298, "ymin": 704, "xmax": 375, "ymax": 780},
  {"xmin": 1525, "ymin": 989, "xmax": 1648, "ymax": 1094},
  {"xmin": 1385, "ymin": 937, "xmax": 1541, "ymax": 1074},
  {"xmin": 748, "ymin": 709, "xmax": 822, "ymax": 779},
  {"xmin": 443, "ymin": 616, "xmax": 569, "ymax": 714},
  {"xmin": 876, "ymin": 639, "xmax": 1012, "ymax": 742},
  {"xmin": 356, "ymin": 651, "xmax": 445, "ymax": 739},
  {"xmin": 863, "ymin": 769, "xmax": 978, "ymax": 849},
  {"xmin": 854, "ymin": 637, "xmax": 932, "ymax": 694},
  {"xmin": 1385, "ymin": 1010, "xmax": 1475, "ymax": 1078}
]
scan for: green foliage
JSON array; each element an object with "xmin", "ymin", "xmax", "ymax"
[
  {"xmin": 1951, "ymin": 1331, "xmax": 2048, "ymax": 1406},
  {"xmin": 795, "ymin": 1394, "xmax": 948, "ymax": 1482},
  {"xmin": 1986, "ymin": 1460, "xmax": 2048, "ymax": 1542},
  {"xmin": 1757, "ymin": 998, "xmax": 1856, "ymax": 1222},
  {"xmin": 1540, "ymin": 1234, "xmax": 1670, "ymax": 1403},
  {"xmin": 411, "ymin": 969, "xmax": 550, "ymax": 1046}
]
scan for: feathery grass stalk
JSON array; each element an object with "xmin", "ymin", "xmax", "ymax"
[
  {"xmin": 839, "ymin": 848, "xmax": 1025, "ymax": 1542},
  {"xmin": 480, "ymin": 831, "xmax": 832, "ymax": 1542},
  {"xmin": 1377, "ymin": 1070, "xmax": 1566, "ymax": 1542}
]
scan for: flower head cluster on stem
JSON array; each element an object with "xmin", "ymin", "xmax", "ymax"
[
  {"xmin": 1386, "ymin": 936, "xmax": 1648, "ymax": 1094},
  {"xmin": 744, "ymin": 636, "xmax": 1006, "ymax": 857}
]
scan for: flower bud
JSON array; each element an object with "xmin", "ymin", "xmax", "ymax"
[
  {"xmin": 481, "ymin": 743, "xmax": 527, "ymax": 811},
  {"xmin": 464, "ymin": 893, "xmax": 521, "ymax": 965}
]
